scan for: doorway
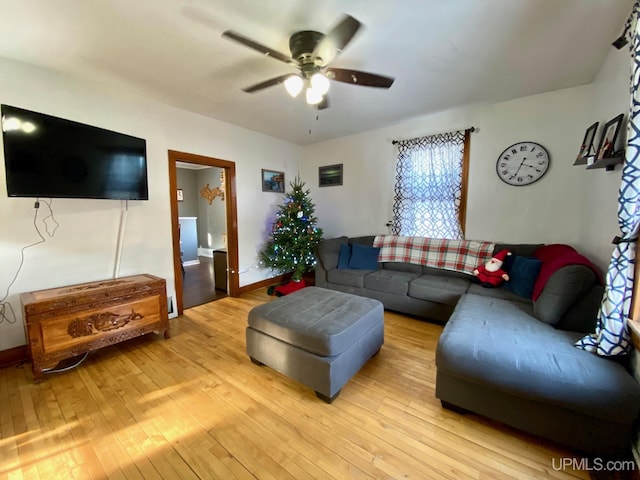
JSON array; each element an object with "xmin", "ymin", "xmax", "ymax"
[
  {"xmin": 168, "ymin": 150, "xmax": 239, "ymax": 315},
  {"xmin": 177, "ymin": 164, "xmax": 227, "ymax": 308}
]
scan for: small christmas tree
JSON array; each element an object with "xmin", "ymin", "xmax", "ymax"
[{"xmin": 260, "ymin": 177, "xmax": 323, "ymax": 281}]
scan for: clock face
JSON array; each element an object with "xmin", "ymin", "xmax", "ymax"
[{"xmin": 496, "ymin": 142, "xmax": 550, "ymax": 186}]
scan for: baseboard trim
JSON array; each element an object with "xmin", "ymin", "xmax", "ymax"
[
  {"xmin": 237, "ymin": 275, "xmax": 286, "ymax": 295},
  {"xmin": 0, "ymin": 345, "xmax": 28, "ymax": 368}
]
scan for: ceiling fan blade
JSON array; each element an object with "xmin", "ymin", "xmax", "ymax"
[
  {"xmin": 326, "ymin": 68, "xmax": 395, "ymax": 88},
  {"xmin": 312, "ymin": 14, "xmax": 362, "ymax": 66},
  {"xmin": 243, "ymin": 74, "xmax": 292, "ymax": 93},
  {"xmin": 315, "ymin": 95, "xmax": 330, "ymax": 110},
  {"xmin": 222, "ymin": 30, "xmax": 293, "ymax": 64}
]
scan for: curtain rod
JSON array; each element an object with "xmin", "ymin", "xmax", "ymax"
[{"xmin": 391, "ymin": 127, "xmax": 476, "ymax": 145}]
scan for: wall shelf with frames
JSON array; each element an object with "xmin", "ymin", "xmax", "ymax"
[{"xmin": 574, "ymin": 151, "xmax": 624, "ymax": 171}]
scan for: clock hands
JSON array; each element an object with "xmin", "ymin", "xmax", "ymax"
[
  {"xmin": 509, "ymin": 158, "xmax": 527, "ymax": 181},
  {"xmin": 508, "ymin": 157, "xmax": 545, "ymax": 182},
  {"xmin": 521, "ymin": 162, "xmax": 544, "ymax": 173}
]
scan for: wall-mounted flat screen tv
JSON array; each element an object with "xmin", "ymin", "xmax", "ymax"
[{"xmin": 2, "ymin": 104, "xmax": 148, "ymax": 200}]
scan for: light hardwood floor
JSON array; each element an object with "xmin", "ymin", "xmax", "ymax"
[{"xmin": 1, "ymin": 289, "xmax": 594, "ymax": 479}]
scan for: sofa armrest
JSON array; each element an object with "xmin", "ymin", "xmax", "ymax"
[
  {"xmin": 315, "ymin": 260, "xmax": 329, "ymax": 288},
  {"xmin": 555, "ymin": 284, "xmax": 603, "ymax": 333},
  {"xmin": 533, "ymin": 265, "xmax": 597, "ymax": 327},
  {"xmin": 315, "ymin": 236, "xmax": 349, "ymax": 287},
  {"xmin": 316, "ymin": 236, "xmax": 348, "ymax": 271}
]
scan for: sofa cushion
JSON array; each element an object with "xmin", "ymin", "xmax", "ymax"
[
  {"xmin": 421, "ymin": 265, "xmax": 473, "ymax": 279},
  {"xmin": 408, "ymin": 275, "xmax": 471, "ymax": 306},
  {"xmin": 467, "ymin": 283, "xmax": 531, "ymax": 304},
  {"xmin": 327, "ymin": 268, "xmax": 371, "ymax": 288},
  {"xmin": 349, "ymin": 244, "xmax": 381, "ymax": 270},
  {"xmin": 364, "ymin": 270, "xmax": 420, "ymax": 296},
  {"xmin": 437, "ymin": 294, "xmax": 640, "ymax": 424},
  {"xmin": 349, "ymin": 236, "xmax": 376, "ymax": 247},
  {"xmin": 494, "ymin": 243, "xmax": 544, "ymax": 258},
  {"xmin": 382, "ymin": 262, "xmax": 423, "ymax": 274},
  {"xmin": 337, "ymin": 243, "xmax": 352, "ymax": 269},
  {"xmin": 317, "ymin": 236, "xmax": 348, "ymax": 271},
  {"xmin": 502, "ymin": 256, "xmax": 542, "ymax": 298},
  {"xmin": 533, "ymin": 265, "xmax": 597, "ymax": 326}
]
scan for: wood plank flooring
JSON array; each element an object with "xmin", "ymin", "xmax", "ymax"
[
  {"xmin": 0, "ymin": 289, "xmax": 608, "ymax": 479},
  {"xmin": 182, "ymin": 256, "xmax": 226, "ymax": 309}
]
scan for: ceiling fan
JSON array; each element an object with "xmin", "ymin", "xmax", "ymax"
[{"xmin": 222, "ymin": 14, "xmax": 394, "ymax": 109}]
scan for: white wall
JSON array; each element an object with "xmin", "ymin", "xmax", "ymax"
[
  {"xmin": 578, "ymin": 46, "xmax": 630, "ymax": 269},
  {"xmin": 0, "ymin": 57, "xmax": 300, "ymax": 351},
  {"xmin": 301, "ymin": 87, "xmax": 591, "ymax": 248},
  {"xmin": 300, "ymin": 47, "xmax": 629, "ymax": 273},
  {"xmin": 196, "ymin": 167, "xmax": 227, "ymax": 252}
]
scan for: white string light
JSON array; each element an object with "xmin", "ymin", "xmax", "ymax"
[
  {"xmin": 228, "ymin": 258, "xmax": 318, "ymax": 275},
  {"xmin": 227, "ymin": 260, "xmax": 265, "ymax": 275}
]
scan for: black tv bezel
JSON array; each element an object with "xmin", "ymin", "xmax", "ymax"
[{"xmin": 1, "ymin": 104, "xmax": 149, "ymax": 200}]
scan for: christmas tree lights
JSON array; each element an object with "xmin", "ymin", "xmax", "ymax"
[{"xmin": 259, "ymin": 177, "xmax": 323, "ymax": 281}]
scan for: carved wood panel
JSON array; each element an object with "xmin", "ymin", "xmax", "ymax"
[{"xmin": 21, "ymin": 274, "xmax": 169, "ymax": 382}]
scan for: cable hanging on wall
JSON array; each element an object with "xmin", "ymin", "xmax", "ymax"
[{"xmin": 0, "ymin": 199, "xmax": 59, "ymax": 324}]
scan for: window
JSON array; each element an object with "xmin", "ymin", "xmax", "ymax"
[{"xmin": 391, "ymin": 129, "xmax": 470, "ymax": 239}]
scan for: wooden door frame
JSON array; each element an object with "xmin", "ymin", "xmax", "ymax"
[{"xmin": 168, "ymin": 150, "xmax": 239, "ymax": 315}]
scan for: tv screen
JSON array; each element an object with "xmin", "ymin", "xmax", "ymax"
[{"xmin": 2, "ymin": 104, "xmax": 148, "ymax": 200}]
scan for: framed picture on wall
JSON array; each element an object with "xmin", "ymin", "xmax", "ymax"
[
  {"xmin": 576, "ymin": 121, "xmax": 598, "ymax": 160},
  {"xmin": 177, "ymin": 189, "xmax": 184, "ymax": 202},
  {"xmin": 319, "ymin": 163, "xmax": 343, "ymax": 187},
  {"xmin": 262, "ymin": 169, "xmax": 285, "ymax": 193},
  {"xmin": 596, "ymin": 113, "xmax": 624, "ymax": 160}
]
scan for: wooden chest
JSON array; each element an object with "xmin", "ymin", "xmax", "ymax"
[{"xmin": 21, "ymin": 274, "xmax": 169, "ymax": 381}]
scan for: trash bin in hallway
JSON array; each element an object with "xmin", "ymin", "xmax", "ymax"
[{"xmin": 213, "ymin": 249, "xmax": 227, "ymax": 292}]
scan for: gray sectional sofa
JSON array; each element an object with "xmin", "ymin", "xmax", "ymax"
[{"xmin": 315, "ymin": 235, "xmax": 640, "ymax": 455}]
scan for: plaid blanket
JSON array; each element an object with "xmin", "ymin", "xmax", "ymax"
[{"xmin": 373, "ymin": 235, "xmax": 495, "ymax": 275}]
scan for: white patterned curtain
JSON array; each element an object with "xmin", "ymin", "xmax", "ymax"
[
  {"xmin": 576, "ymin": 2, "xmax": 640, "ymax": 356},
  {"xmin": 392, "ymin": 130, "xmax": 466, "ymax": 239}
]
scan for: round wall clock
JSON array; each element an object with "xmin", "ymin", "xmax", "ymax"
[{"xmin": 496, "ymin": 141, "xmax": 550, "ymax": 186}]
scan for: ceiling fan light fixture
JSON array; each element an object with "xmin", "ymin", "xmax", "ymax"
[
  {"xmin": 310, "ymin": 72, "xmax": 330, "ymax": 95},
  {"xmin": 284, "ymin": 74, "xmax": 303, "ymax": 97},
  {"xmin": 224, "ymin": 14, "xmax": 394, "ymax": 110},
  {"xmin": 305, "ymin": 87, "xmax": 323, "ymax": 105}
]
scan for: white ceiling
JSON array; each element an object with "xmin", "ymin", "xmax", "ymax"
[{"xmin": 0, "ymin": 0, "xmax": 633, "ymax": 145}]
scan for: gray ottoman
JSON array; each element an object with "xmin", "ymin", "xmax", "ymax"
[{"xmin": 247, "ymin": 287, "xmax": 384, "ymax": 403}]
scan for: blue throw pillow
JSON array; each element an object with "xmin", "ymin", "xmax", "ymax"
[
  {"xmin": 337, "ymin": 243, "xmax": 352, "ymax": 269},
  {"xmin": 502, "ymin": 256, "xmax": 542, "ymax": 298},
  {"xmin": 348, "ymin": 244, "xmax": 380, "ymax": 270}
]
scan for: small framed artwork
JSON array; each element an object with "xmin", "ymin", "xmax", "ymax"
[
  {"xmin": 177, "ymin": 189, "xmax": 184, "ymax": 202},
  {"xmin": 319, "ymin": 163, "xmax": 343, "ymax": 187},
  {"xmin": 596, "ymin": 113, "xmax": 624, "ymax": 160},
  {"xmin": 576, "ymin": 121, "xmax": 598, "ymax": 159},
  {"xmin": 262, "ymin": 169, "xmax": 285, "ymax": 193}
]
